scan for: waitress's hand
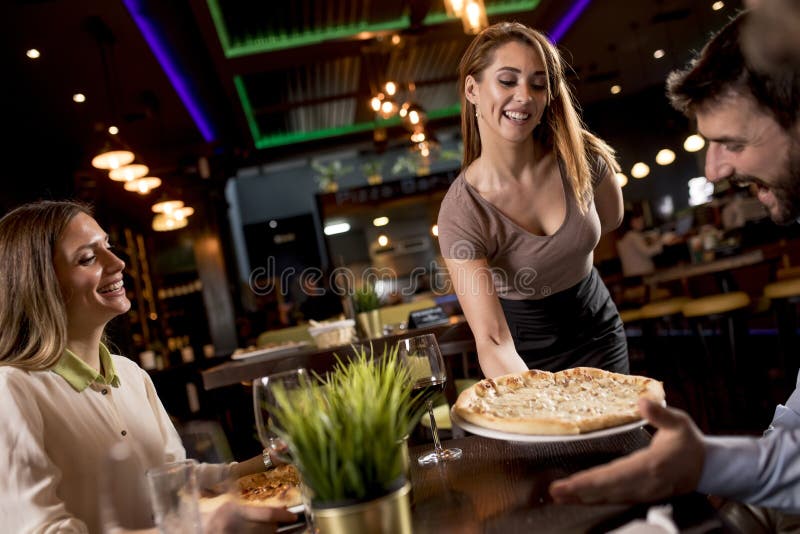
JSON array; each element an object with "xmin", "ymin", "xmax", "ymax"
[{"xmin": 549, "ymin": 399, "xmax": 705, "ymax": 504}]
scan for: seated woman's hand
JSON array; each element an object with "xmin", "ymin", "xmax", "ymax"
[{"xmin": 205, "ymin": 500, "xmax": 297, "ymax": 534}]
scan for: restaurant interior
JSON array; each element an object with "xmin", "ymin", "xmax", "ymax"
[{"xmin": 8, "ymin": 0, "xmax": 800, "ymax": 529}]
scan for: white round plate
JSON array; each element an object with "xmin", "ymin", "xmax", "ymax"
[{"xmin": 450, "ymin": 408, "xmax": 647, "ymax": 443}]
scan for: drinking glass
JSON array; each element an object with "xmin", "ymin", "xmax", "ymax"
[
  {"xmin": 252, "ymin": 368, "xmax": 310, "ymax": 462},
  {"xmin": 145, "ymin": 459, "xmax": 202, "ymax": 534},
  {"xmin": 398, "ymin": 333, "xmax": 462, "ymax": 465}
]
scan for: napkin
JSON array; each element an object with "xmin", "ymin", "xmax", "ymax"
[{"xmin": 609, "ymin": 504, "xmax": 679, "ymax": 534}]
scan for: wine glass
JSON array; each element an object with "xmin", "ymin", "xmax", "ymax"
[
  {"xmin": 252, "ymin": 368, "xmax": 310, "ymax": 462},
  {"xmin": 398, "ymin": 333, "xmax": 462, "ymax": 465}
]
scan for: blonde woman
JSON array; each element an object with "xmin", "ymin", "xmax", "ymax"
[
  {"xmin": 438, "ymin": 22, "xmax": 626, "ymax": 378},
  {"xmin": 0, "ymin": 201, "xmax": 292, "ymax": 533}
]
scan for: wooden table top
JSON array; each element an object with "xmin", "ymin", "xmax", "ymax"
[
  {"xmin": 644, "ymin": 249, "xmax": 765, "ymax": 286},
  {"xmin": 407, "ymin": 432, "xmax": 720, "ymax": 533},
  {"xmin": 200, "ymin": 322, "xmax": 475, "ymax": 390}
]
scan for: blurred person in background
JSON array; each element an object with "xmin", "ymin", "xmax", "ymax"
[
  {"xmin": 0, "ymin": 201, "xmax": 293, "ymax": 533},
  {"xmin": 550, "ymin": 11, "xmax": 800, "ymax": 529},
  {"xmin": 616, "ymin": 211, "xmax": 664, "ymax": 279},
  {"xmin": 437, "ymin": 22, "xmax": 627, "ymax": 378}
]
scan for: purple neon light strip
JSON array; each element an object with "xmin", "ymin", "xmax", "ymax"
[
  {"xmin": 549, "ymin": 0, "xmax": 593, "ymax": 43},
  {"xmin": 123, "ymin": 0, "xmax": 216, "ymax": 142}
]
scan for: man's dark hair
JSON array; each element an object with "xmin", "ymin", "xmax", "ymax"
[{"xmin": 667, "ymin": 11, "xmax": 800, "ymax": 130}]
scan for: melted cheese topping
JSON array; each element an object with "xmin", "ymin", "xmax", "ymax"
[{"xmin": 475, "ymin": 374, "xmax": 645, "ymax": 420}]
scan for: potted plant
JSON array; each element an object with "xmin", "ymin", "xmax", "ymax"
[
  {"xmin": 312, "ymin": 160, "xmax": 352, "ymax": 193},
  {"xmin": 353, "ymin": 283, "xmax": 382, "ymax": 339},
  {"xmin": 269, "ymin": 346, "xmax": 421, "ymax": 534},
  {"xmin": 361, "ymin": 160, "xmax": 383, "ymax": 185}
]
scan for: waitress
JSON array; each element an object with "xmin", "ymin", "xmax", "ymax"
[{"xmin": 437, "ymin": 22, "xmax": 627, "ymax": 378}]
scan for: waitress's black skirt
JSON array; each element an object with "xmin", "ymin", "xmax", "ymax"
[{"xmin": 499, "ymin": 268, "xmax": 629, "ymax": 373}]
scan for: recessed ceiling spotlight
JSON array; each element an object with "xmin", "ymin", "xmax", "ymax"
[
  {"xmin": 712, "ymin": 1, "xmax": 724, "ymax": 11},
  {"xmin": 631, "ymin": 162, "xmax": 650, "ymax": 179},
  {"xmin": 610, "ymin": 85, "xmax": 622, "ymax": 95},
  {"xmin": 655, "ymin": 148, "xmax": 676, "ymax": 165},
  {"xmin": 653, "ymin": 49, "xmax": 665, "ymax": 59},
  {"xmin": 108, "ymin": 126, "xmax": 119, "ymax": 135},
  {"xmin": 73, "ymin": 93, "xmax": 86, "ymax": 103},
  {"xmin": 26, "ymin": 49, "xmax": 40, "ymax": 59},
  {"xmin": 683, "ymin": 134, "xmax": 705, "ymax": 152}
]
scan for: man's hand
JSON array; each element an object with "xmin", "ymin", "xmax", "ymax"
[{"xmin": 549, "ymin": 399, "xmax": 706, "ymax": 504}]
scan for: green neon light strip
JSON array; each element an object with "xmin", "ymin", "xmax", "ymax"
[
  {"xmin": 233, "ymin": 76, "xmax": 262, "ymax": 143},
  {"xmin": 252, "ymin": 103, "xmax": 462, "ymax": 149},
  {"xmin": 208, "ymin": 0, "xmax": 539, "ymax": 58}
]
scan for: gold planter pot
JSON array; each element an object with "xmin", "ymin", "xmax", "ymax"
[
  {"xmin": 312, "ymin": 481, "xmax": 412, "ymax": 534},
  {"xmin": 356, "ymin": 309, "xmax": 382, "ymax": 339}
]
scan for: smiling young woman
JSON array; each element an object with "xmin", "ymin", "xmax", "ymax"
[
  {"xmin": 437, "ymin": 22, "xmax": 627, "ymax": 378},
  {"xmin": 0, "ymin": 201, "xmax": 284, "ymax": 533}
]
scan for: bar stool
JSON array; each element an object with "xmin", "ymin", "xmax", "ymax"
[
  {"xmin": 682, "ymin": 292, "xmax": 752, "ymax": 431},
  {"xmin": 632, "ymin": 297, "xmax": 700, "ymax": 421},
  {"xmin": 764, "ymin": 277, "xmax": 800, "ymax": 382},
  {"xmin": 682, "ymin": 292, "xmax": 751, "ymax": 370}
]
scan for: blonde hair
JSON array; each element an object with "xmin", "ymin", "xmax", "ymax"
[
  {"xmin": 458, "ymin": 22, "xmax": 618, "ymax": 212},
  {"xmin": 0, "ymin": 201, "xmax": 93, "ymax": 371}
]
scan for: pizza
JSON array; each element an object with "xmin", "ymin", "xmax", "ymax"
[
  {"xmin": 453, "ymin": 367, "xmax": 664, "ymax": 435},
  {"xmin": 236, "ymin": 464, "xmax": 303, "ymax": 508}
]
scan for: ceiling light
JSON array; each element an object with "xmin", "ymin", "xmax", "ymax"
[
  {"xmin": 445, "ymin": 0, "xmax": 465, "ymax": 17},
  {"xmin": 152, "ymin": 213, "xmax": 188, "ymax": 232},
  {"xmin": 73, "ymin": 93, "xmax": 86, "ymax": 103},
  {"xmin": 380, "ymin": 100, "xmax": 395, "ymax": 115},
  {"xmin": 92, "ymin": 149, "xmax": 135, "ymax": 171},
  {"xmin": 391, "ymin": 34, "xmax": 401, "ymax": 45},
  {"xmin": 410, "ymin": 131, "xmax": 426, "ymax": 143},
  {"xmin": 653, "ymin": 49, "xmax": 665, "ymax": 59},
  {"xmin": 269, "ymin": 220, "xmax": 278, "ymax": 229},
  {"xmin": 324, "ymin": 222, "xmax": 350, "ymax": 236},
  {"xmin": 108, "ymin": 126, "xmax": 119, "ymax": 135},
  {"xmin": 610, "ymin": 85, "xmax": 622, "ymax": 95},
  {"xmin": 377, "ymin": 235, "xmax": 389, "ymax": 247},
  {"xmin": 462, "ymin": 0, "xmax": 488, "ymax": 35},
  {"xmin": 385, "ymin": 82, "xmax": 397, "ymax": 96},
  {"xmin": 123, "ymin": 176, "xmax": 162, "ymax": 194},
  {"xmin": 631, "ymin": 162, "xmax": 650, "ymax": 179},
  {"xmin": 432, "ymin": 224, "xmax": 439, "ymax": 237},
  {"xmin": 655, "ymin": 149, "xmax": 676, "ymax": 165},
  {"xmin": 615, "ymin": 173, "xmax": 628, "ymax": 187},
  {"xmin": 109, "ymin": 163, "xmax": 149, "ymax": 182},
  {"xmin": 152, "ymin": 199, "xmax": 184, "ymax": 214},
  {"xmin": 712, "ymin": 1, "xmax": 724, "ymax": 11},
  {"xmin": 373, "ymin": 216, "xmax": 389, "ymax": 227},
  {"xmin": 370, "ymin": 96, "xmax": 381, "ymax": 112},
  {"xmin": 26, "ymin": 49, "xmax": 40, "ymax": 59},
  {"xmin": 683, "ymin": 134, "xmax": 705, "ymax": 152},
  {"xmin": 172, "ymin": 206, "xmax": 195, "ymax": 221}
]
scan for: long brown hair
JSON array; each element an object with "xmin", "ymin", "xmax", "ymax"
[
  {"xmin": 458, "ymin": 22, "xmax": 618, "ymax": 212},
  {"xmin": 0, "ymin": 200, "xmax": 93, "ymax": 370}
]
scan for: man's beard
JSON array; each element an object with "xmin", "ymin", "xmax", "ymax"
[{"xmin": 731, "ymin": 140, "xmax": 800, "ymax": 225}]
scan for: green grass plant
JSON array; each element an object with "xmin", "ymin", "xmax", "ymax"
[{"xmin": 268, "ymin": 345, "xmax": 424, "ymax": 503}]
